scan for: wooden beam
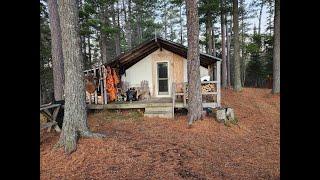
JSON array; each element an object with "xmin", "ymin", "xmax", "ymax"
[
  {"xmin": 183, "ymin": 82, "xmax": 187, "ymax": 107},
  {"xmin": 172, "ymin": 82, "xmax": 176, "ymax": 118}
]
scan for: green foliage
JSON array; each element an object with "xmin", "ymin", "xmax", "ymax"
[
  {"xmin": 245, "ymin": 33, "xmax": 273, "ymax": 87},
  {"xmin": 40, "ymin": 0, "xmax": 54, "ymax": 103}
]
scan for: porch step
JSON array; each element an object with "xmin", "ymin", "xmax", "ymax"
[{"xmin": 144, "ymin": 104, "xmax": 173, "ymax": 119}]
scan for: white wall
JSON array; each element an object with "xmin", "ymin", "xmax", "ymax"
[{"xmin": 121, "ymin": 53, "xmax": 153, "ymax": 95}]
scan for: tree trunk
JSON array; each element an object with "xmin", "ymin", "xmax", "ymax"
[
  {"xmin": 220, "ymin": 0, "xmax": 227, "ymax": 88},
  {"xmin": 185, "ymin": 0, "xmax": 203, "ymax": 125},
  {"xmin": 212, "ymin": 25, "xmax": 216, "ymax": 57},
  {"xmin": 240, "ymin": 0, "xmax": 246, "ymax": 87},
  {"xmin": 81, "ymin": 35, "xmax": 87, "ymax": 66},
  {"xmin": 100, "ymin": 4, "xmax": 110, "ymax": 63},
  {"xmin": 180, "ymin": 5, "xmax": 183, "ymax": 44},
  {"xmin": 112, "ymin": 3, "xmax": 121, "ymax": 56},
  {"xmin": 126, "ymin": 0, "xmax": 132, "ymax": 49},
  {"xmin": 164, "ymin": 3, "xmax": 168, "ymax": 39},
  {"xmin": 206, "ymin": 15, "xmax": 213, "ymax": 55},
  {"xmin": 258, "ymin": 2, "xmax": 264, "ymax": 35},
  {"xmin": 57, "ymin": 0, "xmax": 105, "ymax": 154},
  {"xmin": 47, "ymin": 0, "xmax": 65, "ymax": 101},
  {"xmin": 232, "ymin": 0, "xmax": 242, "ymax": 91},
  {"xmin": 272, "ymin": 0, "xmax": 280, "ymax": 93},
  {"xmin": 40, "ymin": 84, "xmax": 42, "ymax": 106},
  {"xmin": 87, "ymin": 36, "xmax": 92, "ymax": 67},
  {"xmin": 226, "ymin": 18, "xmax": 231, "ymax": 87}
]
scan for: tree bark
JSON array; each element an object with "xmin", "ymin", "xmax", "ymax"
[
  {"xmin": 206, "ymin": 15, "xmax": 213, "ymax": 55},
  {"xmin": 220, "ymin": 0, "xmax": 227, "ymax": 88},
  {"xmin": 57, "ymin": 0, "xmax": 105, "ymax": 154},
  {"xmin": 126, "ymin": 0, "xmax": 132, "ymax": 49},
  {"xmin": 164, "ymin": 3, "xmax": 168, "ymax": 39},
  {"xmin": 112, "ymin": 3, "xmax": 121, "ymax": 56},
  {"xmin": 226, "ymin": 17, "xmax": 231, "ymax": 87},
  {"xmin": 272, "ymin": 0, "xmax": 280, "ymax": 93},
  {"xmin": 47, "ymin": 0, "xmax": 65, "ymax": 101},
  {"xmin": 185, "ymin": 0, "xmax": 203, "ymax": 125},
  {"xmin": 240, "ymin": 0, "xmax": 246, "ymax": 87},
  {"xmin": 232, "ymin": 0, "xmax": 242, "ymax": 91},
  {"xmin": 180, "ymin": 5, "xmax": 183, "ymax": 44},
  {"xmin": 136, "ymin": 2, "xmax": 143, "ymax": 43},
  {"xmin": 100, "ymin": 4, "xmax": 110, "ymax": 63},
  {"xmin": 87, "ymin": 36, "xmax": 91, "ymax": 67},
  {"xmin": 212, "ymin": 25, "xmax": 216, "ymax": 57},
  {"xmin": 258, "ymin": 1, "xmax": 264, "ymax": 35}
]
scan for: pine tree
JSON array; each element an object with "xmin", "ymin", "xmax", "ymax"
[
  {"xmin": 272, "ymin": 0, "xmax": 279, "ymax": 93},
  {"xmin": 47, "ymin": 0, "xmax": 65, "ymax": 101},
  {"xmin": 232, "ymin": 0, "xmax": 242, "ymax": 91},
  {"xmin": 185, "ymin": 0, "xmax": 203, "ymax": 125},
  {"xmin": 56, "ymin": 0, "xmax": 105, "ymax": 154}
]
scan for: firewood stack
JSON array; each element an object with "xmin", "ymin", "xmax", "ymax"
[{"xmin": 201, "ymin": 83, "xmax": 216, "ymax": 93}]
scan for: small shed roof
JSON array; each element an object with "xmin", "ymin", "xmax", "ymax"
[{"xmin": 105, "ymin": 37, "xmax": 221, "ymax": 70}]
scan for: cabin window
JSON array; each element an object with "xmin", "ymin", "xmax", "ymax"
[{"xmin": 157, "ymin": 62, "xmax": 169, "ymax": 95}]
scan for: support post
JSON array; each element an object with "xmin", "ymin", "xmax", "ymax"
[
  {"xmin": 183, "ymin": 82, "xmax": 187, "ymax": 107},
  {"xmin": 216, "ymin": 61, "xmax": 221, "ymax": 107},
  {"xmin": 93, "ymin": 68, "xmax": 98, "ymax": 104},
  {"xmin": 172, "ymin": 82, "xmax": 176, "ymax": 118},
  {"xmin": 99, "ymin": 66, "xmax": 104, "ymax": 104},
  {"xmin": 102, "ymin": 65, "xmax": 108, "ymax": 104}
]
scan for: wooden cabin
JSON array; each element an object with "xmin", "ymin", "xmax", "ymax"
[{"xmin": 85, "ymin": 37, "xmax": 221, "ymax": 118}]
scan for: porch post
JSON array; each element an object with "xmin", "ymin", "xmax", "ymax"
[
  {"xmin": 216, "ymin": 60, "xmax": 221, "ymax": 107},
  {"xmin": 208, "ymin": 64, "xmax": 214, "ymax": 81}
]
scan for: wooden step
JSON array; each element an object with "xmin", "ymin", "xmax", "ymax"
[{"xmin": 144, "ymin": 104, "xmax": 173, "ymax": 119}]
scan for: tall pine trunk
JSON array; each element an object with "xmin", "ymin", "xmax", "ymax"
[
  {"xmin": 180, "ymin": 5, "xmax": 183, "ymax": 44},
  {"xmin": 87, "ymin": 36, "xmax": 92, "ymax": 67},
  {"xmin": 164, "ymin": 3, "xmax": 168, "ymax": 39},
  {"xmin": 57, "ymin": 0, "xmax": 105, "ymax": 154},
  {"xmin": 100, "ymin": 4, "xmax": 109, "ymax": 63},
  {"xmin": 232, "ymin": 0, "xmax": 242, "ymax": 91},
  {"xmin": 272, "ymin": 0, "xmax": 280, "ymax": 93},
  {"xmin": 212, "ymin": 25, "xmax": 216, "ymax": 57},
  {"xmin": 123, "ymin": 0, "xmax": 132, "ymax": 50},
  {"xmin": 258, "ymin": 2, "xmax": 264, "ymax": 35},
  {"xmin": 220, "ymin": 0, "xmax": 227, "ymax": 88},
  {"xmin": 206, "ymin": 15, "xmax": 213, "ymax": 55},
  {"xmin": 226, "ymin": 17, "xmax": 231, "ymax": 87},
  {"xmin": 240, "ymin": 0, "xmax": 246, "ymax": 87},
  {"xmin": 47, "ymin": 0, "xmax": 65, "ymax": 101},
  {"xmin": 112, "ymin": 3, "xmax": 121, "ymax": 56},
  {"xmin": 185, "ymin": 0, "xmax": 203, "ymax": 125}
]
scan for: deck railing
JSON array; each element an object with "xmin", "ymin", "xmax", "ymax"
[{"xmin": 171, "ymin": 80, "xmax": 221, "ymax": 113}]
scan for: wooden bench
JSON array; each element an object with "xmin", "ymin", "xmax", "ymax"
[{"xmin": 40, "ymin": 103, "xmax": 62, "ymax": 132}]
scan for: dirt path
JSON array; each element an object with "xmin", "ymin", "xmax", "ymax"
[{"xmin": 40, "ymin": 88, "xmax": 280, "ymax": 179}]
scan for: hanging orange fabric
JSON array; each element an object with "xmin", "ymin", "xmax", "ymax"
[
  {"xmin": 105, "ymin": 66, "xmax": 117, "ymax": 102},
  {"xmin": 112, "ymin": 68, "xmax": 120, "ymax": 85}
]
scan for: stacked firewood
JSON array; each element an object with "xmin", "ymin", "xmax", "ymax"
[{"xmin": 201, "ymin": 83, "xmax": 216, "ymax": 93}]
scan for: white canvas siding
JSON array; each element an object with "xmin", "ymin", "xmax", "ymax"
[{"xmin": 121, "ymin": 54, "xmax": 153, "ymax": 94}]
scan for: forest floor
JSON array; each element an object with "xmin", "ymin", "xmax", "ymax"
[{"xmin": 40, "ymin": 88, "xmax": 280, "ymax": 180}]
